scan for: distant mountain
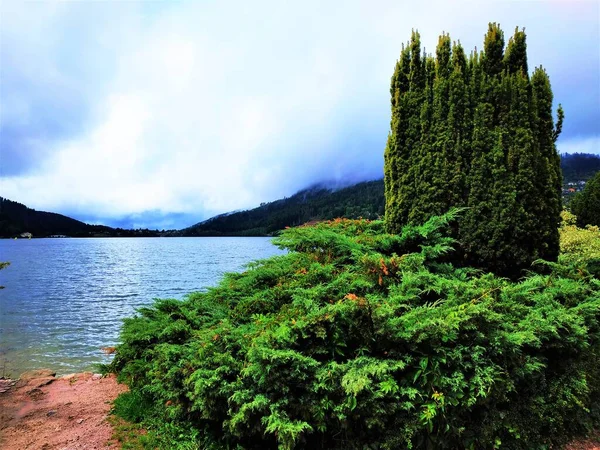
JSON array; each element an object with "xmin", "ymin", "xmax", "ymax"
[
  {"xmin": 181, "ymin": 153, "xmax": 600, "ymax": 237},
  {"xmin": 561, "ymin": 153, "xmax": 600, "ymax": 182},
  {"xmin": 0, "ymin": 197, "xmax": 160, "ymax": 238},
  {"xmin": 181, "ymin": 180, "xmax": 385, "ymax": 236}
]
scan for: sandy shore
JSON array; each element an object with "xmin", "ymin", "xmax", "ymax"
[{"xmin": 0, "ymin": 370, "xmax": 127, "ymax": 450}]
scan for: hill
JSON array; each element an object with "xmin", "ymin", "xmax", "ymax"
[
  {"xmin": 2, "ymin": 154, "xmax": 597, "ymax": 238},
  {"xmin": 0, "ymin": 197, "xmax": 160, "ymax": 238},
  {"xmin": 561, "ymin": 152, "xmax": 600, "ymax": 181},
  {"xmin": 181, "ymin": 180, "xmax": 385, "ymax": 236},
  {"xmin": 182, "ymin": 153, "xmax": 600, "ymax": 237}
]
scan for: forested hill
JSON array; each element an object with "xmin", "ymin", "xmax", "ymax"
[
  {"xmin": 0, "ymin": 197, "xmax": 160, "ymax": 238},
  {"xmin": 181, "ymin": 180, "xmax": 385, "ymax": 236},
  {"xmin": 561, "ymin": 153, "xmax": 600, "ymax": 181},
  {"xmin": 182, "ymin": 154, "xmax": 599, "ymax": 237},
  {"xmin": 0, "ymin": 197, "xmax": 100, "ymax": 237},
  {"xmin": 2, "ymin": 154, "xmax": 596, "ymax": 238}
]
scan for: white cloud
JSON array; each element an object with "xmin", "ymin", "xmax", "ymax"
[
  {"xmin": 1, "ymin": 0, "xmax": 598, "ymax": 227},
  {"xmin": 559, "ymin": 135, "xmax": 600, "ymax": 155}
]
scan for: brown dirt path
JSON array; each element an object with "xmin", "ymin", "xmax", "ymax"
[{"xmin": 0, "ymin": 370, "xmax": 127, "ymax": 450}]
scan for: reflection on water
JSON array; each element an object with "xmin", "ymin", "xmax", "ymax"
[{"xmin": 0, "ymin": 237, "xmax": 284, "ymax": 376}]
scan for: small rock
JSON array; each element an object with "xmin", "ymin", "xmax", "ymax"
[
  {"xmin": 27, "ymin": 388, "xmax": 45, "ymax": 400},
  {"xmin": 20, "ymin": 369, "xmax": 56, "ymax": 381},
  {"xmin": 91, "ymin": 373, "xmax": 102, "ymax": 380},
  {"xmin": 0, "ymin": 379, "xmax": 16, "ymax": 394},
  {"xmin": 47, "ymin": 410, "xmax": 57, "ymax": 417},
  {"xmin": 77, "ymin": 418, "xmax": 84, "ymax": 424},
  {"xmin": 28, "ymin": 377, "xmax": 56, "ymax": 389}
]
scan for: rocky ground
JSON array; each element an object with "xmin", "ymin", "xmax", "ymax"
[
  {"xmin": 0, "ymin": 370, "xmax": 127, "ymax": 450},
  {"xmin": 0, "ymin": 369, "xmax": 598, "ymax": 449}
]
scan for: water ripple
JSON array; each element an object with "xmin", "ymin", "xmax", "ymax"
[{"xmin": 0, "ymin": 237, "xmax": 284, "ymax": 376}]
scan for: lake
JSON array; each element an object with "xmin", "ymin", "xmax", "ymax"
[{"xmin": 0, "ymin": 237, "xmax": 285, "ymax": 377}]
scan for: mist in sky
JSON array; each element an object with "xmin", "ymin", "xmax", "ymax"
[{"xmin": 1, "ymin": 1, "xmax": 599, "ymax": 229}]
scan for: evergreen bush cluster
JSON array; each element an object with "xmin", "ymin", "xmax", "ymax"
[
  {"xmin": 560, "ymin": 210, "xmax": 600, "ymax": 277},
  {"xmin": 571, "ymin": 172, "xmax": 600, "ymax": 228},
  {"xmin": 111, "ymin": 212, "xmax": 600, "ymax": 449},
  {"xmin": 384, "ymin": 24, "xmax": 564, "ymax": 277}
]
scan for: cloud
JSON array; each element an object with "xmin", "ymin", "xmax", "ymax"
[
  {"xmin": 1, "ymin": 0, "xmax": 599, "ymax": 228},
  {"xmin": 558, "ymin": 135, "xmax": 600, "ymax": 155}
]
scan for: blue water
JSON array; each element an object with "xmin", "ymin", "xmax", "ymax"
[{"xmin": 0, "ymin": 237, "xmax": 284, "ymax": 377}]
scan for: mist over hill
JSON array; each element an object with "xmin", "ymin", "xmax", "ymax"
[
  {"xmin": 2, "ymin": 153, "xmax": 598, "ymax": 238},
  {"xmin": 180, "ymin": 180, "xmax": 385, "ymax": 236},
  {"xmin": 181, "ymin": 153, "xmax": 600, "ymax": 237}
]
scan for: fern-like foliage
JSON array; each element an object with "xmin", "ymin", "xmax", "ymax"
[{"xmin": 111, "ymin": 210, "xmax": 600, "ymax": 449}]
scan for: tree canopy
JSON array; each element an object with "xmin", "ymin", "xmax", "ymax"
[
  {"xmin": 572, "ymin": 171, "xmax": 600, "ymax": 227},
  {"xmin": 384, "ymin": 24, "xmax": 564, "ymax": 277}
]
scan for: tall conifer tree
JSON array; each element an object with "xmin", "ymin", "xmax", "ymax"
[
  {"xmin": 532, "ymin": 67, "xmax": 563, "ymax": 260},
  {"xmin": 384, "ymin": 24, "xmax": 564, "ymax": 277},
  {"xmin": 384, "ymin": 45, "xmax": 411, "ymax": 232}
]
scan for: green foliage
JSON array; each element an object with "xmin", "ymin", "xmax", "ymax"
[
  {"xmin": 572, "ymin": 172, "xmax": 600, "ymax": 228},
  {"xmin": 559, "ymin": 210, "xmax": 600, "ymax": 277},
  {"xmin": 384, "ymin": 24, "xmax": 563, "ymax": 278},
  {"xmin": 112, "ymin": 211, "xmax": 600, "ymax": 449},
  {"xmin": 109, "ymin": 391, "xmax": 199, "ymax": 449}
]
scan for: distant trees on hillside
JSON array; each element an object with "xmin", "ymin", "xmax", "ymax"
[
  {"xmin": 183, "ymin": 181, "xmax": 385, "ymax": 236},
  {"xmin": 0, "ymin": 197, "xmax": 161, "ymax": 238},
  {"xmin": 561, "ymin": 153, "xmax": 600, "ymax": 182},
  {"xmin": 0, "ymin": 197, "xmax": 93, "ymax": 237},
  {"xmin": 384, "ymin": 24, "xmax": 563, "ymax": 277}
]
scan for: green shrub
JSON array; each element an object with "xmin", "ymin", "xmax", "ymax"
[
  {"xmin": 111, "ymin": 211, "xmax": 600, "ymax": 449},
  {"xmin": 559, "ymin": 210, "xmax": 600, "ymax": 278},
  {"xmin": 571, "ymin": 171, "xmax": 600, "ymax": 228}
]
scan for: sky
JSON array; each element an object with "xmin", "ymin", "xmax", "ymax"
[{"xmin": 1, "ymin": 0, "xmax": 599, "ymax": 229}]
